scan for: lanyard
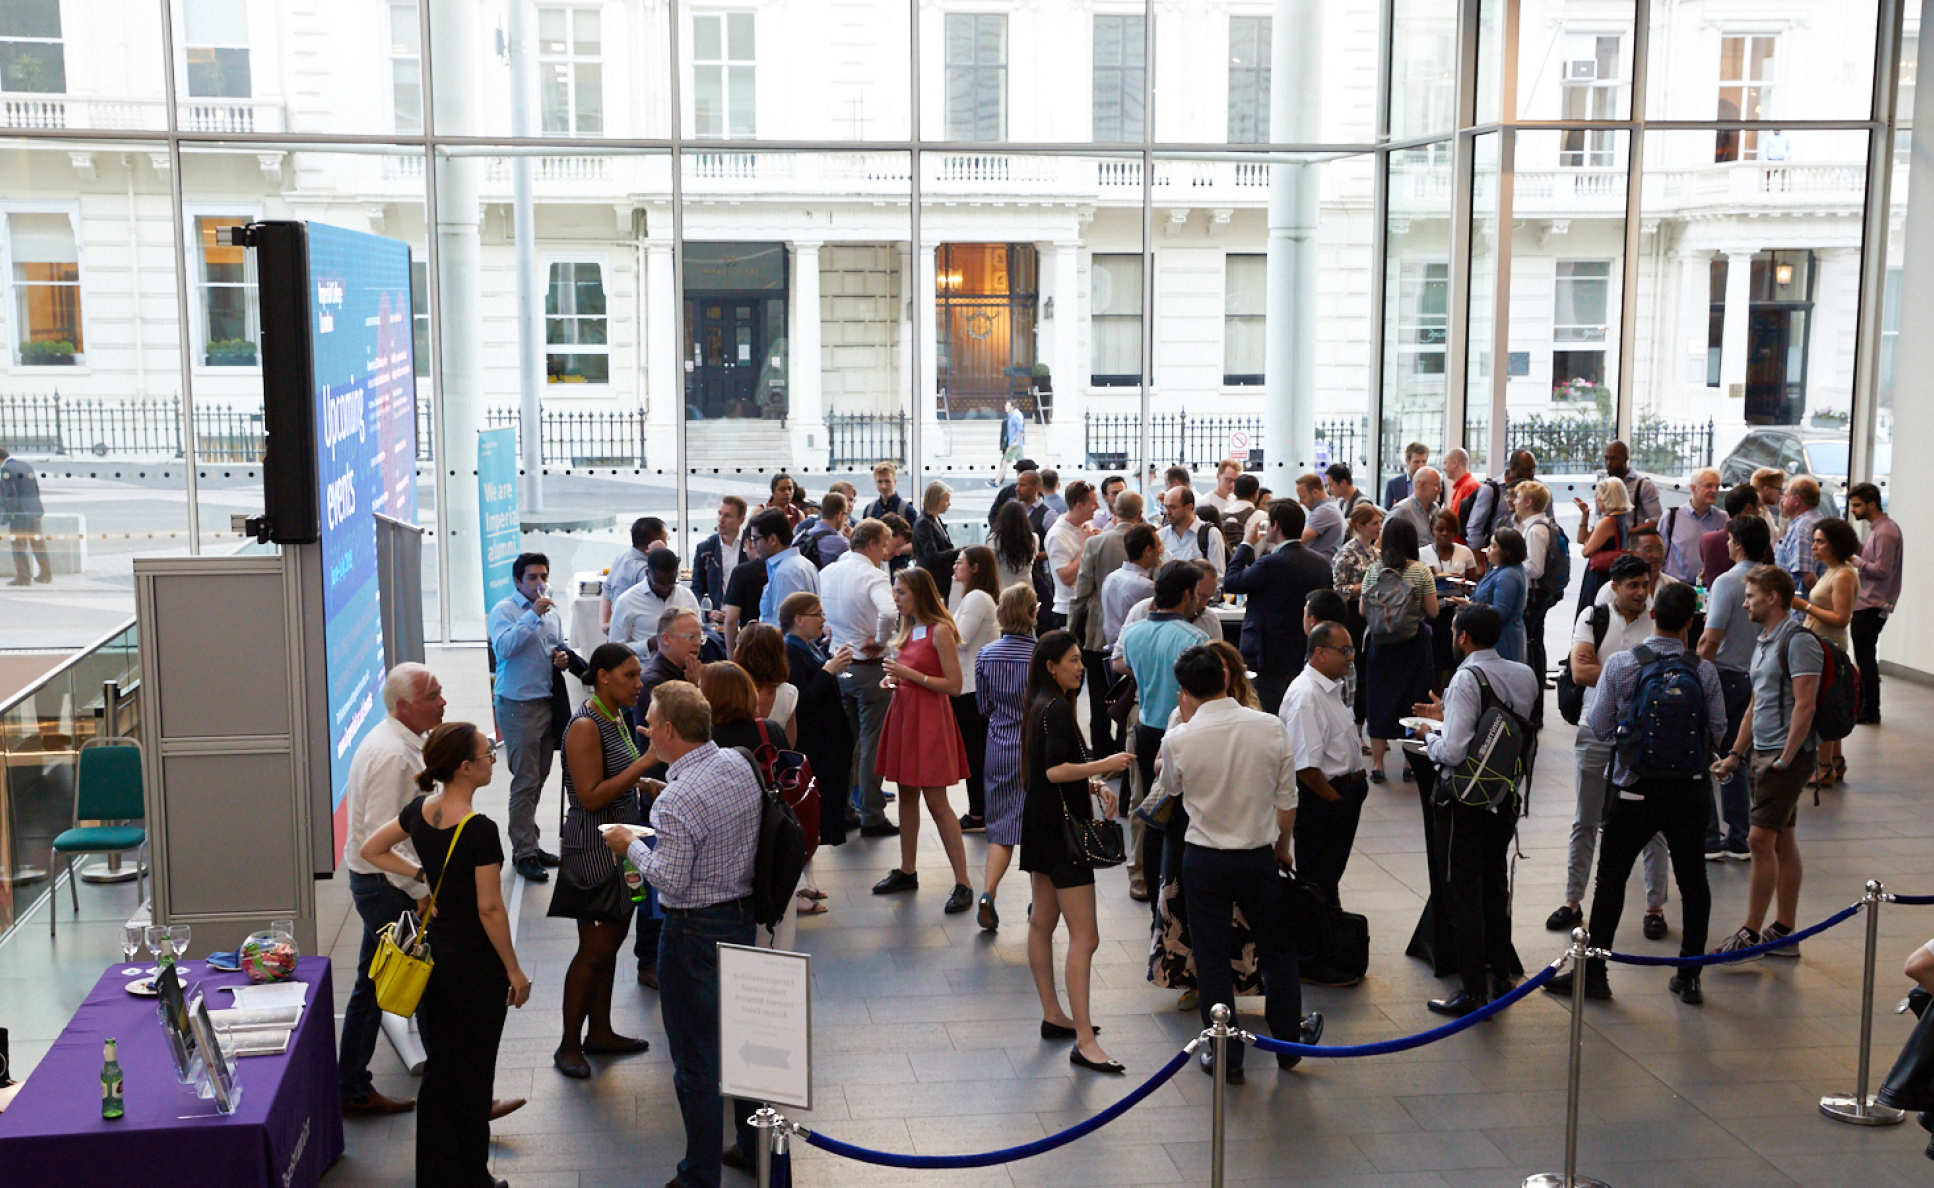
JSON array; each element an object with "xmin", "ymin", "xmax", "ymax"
[{"xmin": 589, "ymin": 694, "xmax": 640, "ymax": 761}]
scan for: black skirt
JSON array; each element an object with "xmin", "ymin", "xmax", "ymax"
[
  {"xmin": 546, "ymin": 865, "xmax": 635, "ymax": 925},
  {"xmin": 1365, "ymin": 625, "xmax": 1433, "ymax": 740}
]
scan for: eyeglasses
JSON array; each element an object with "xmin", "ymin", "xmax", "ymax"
[
  {"xmin": 1317, "ymin": 644, "xmax": 1356, "ymax": 657},
  {"xmin": 667, "ymin": 631, "xmax": 704, "ymax": 642}
]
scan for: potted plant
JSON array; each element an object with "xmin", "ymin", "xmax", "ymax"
[
  {"xmin": 206, "ymin": 337, "xmax": 258, "ymax": 366},
  {"xmin": 1030, "ymin": 362, "xmax": 1053, "ymax": 423},
  {"xmin": 20, "ymin": 339, "xmax": 76, "ymax": 365}
]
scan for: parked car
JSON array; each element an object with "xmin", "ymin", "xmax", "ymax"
[{"xmin": 1716, "ymin": 427, "xmax": 1890, "ymax": 516}]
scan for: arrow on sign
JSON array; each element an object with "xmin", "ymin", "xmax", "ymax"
[{"xmin": 739, "ymin": 1042, "xmax": 792, "ymax": 1069}]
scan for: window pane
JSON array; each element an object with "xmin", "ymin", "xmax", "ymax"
[
  {"xmin": 184, "ymin": 46, "xmax": 250, "ymax": 98},
  {"xmin": 1383, "ymin": 148, "xmax": 1452, "ymax": 478},
  {"xmin": 726, "ymin": 11, "xmax": 753, "ymax": 59},
  {"xmin": 0, "ymin": 39, "xmax": 63, "ymax": 93},
  {"xmin": 1650, "ymin": 8, "xmax": 1876, "ymax": 120},
  {"xmin": 693, "ymin": 66, "xmax": 722, "ymax": 136},
  {"xmin": 183, "ymin": 0, "xmax": 244, "ymax": 45},
  {"xmin": 727, "ymin": 65, "xmax": 753, "ymax": 138},
  {"xmin": 575, "ymin": 63, "xmax": 602, "ymax": 134},
  {"xmin": 573, "ymin": 7, "xmax": 599, "ymax": 55},
  {"xmin": 1517, "ymin": 11, "xmax": 1635, "ymax": 122},
  {"xmin": 1389, "ymin": 0, "xmax": 1457, "ymax": 140},
  {"xmin": 435, "ymin": 0, "xmax": 668, "ymax": 137},
  {"xmin": 0, "ymin": 0, "xmax": 62, "ymax": 39},
  {"xmin": 694, "ymin": 13, "xmax": 721, "ymax": 62}
]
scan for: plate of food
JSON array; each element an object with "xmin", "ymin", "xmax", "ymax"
[
  {"xmin": 1398, "ymin": 716, "xmax": 1442, "ymax": 735},
  {"xmin": 125, "ymin": 975, "xmax": 161, "ymax": 997}
]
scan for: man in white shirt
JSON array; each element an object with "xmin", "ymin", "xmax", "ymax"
[
  {"xmin": 600, "ymin": 516, "xmax": 668, "ymax": 632},
  {"xmin": 1201, "ymin": 459, "xmax": 1244, "ymax": 516},
  {"xmin": 339, "ymin": 663, "xmax": 441, "ymax": 1116},
  {"xmin": 821, "ymin": 519, "xmax": 898, "ymax": 834},
  {"xmin": 609, "ymin": 548, "xmax": 701, "ymax": 661},
  {"xmin": 1042, "ymin": 480, "xmax": 1097, "ymax": 632},
  {"xmin": 1162, "ymin": 643, "xmax": 1320, "ymax": 1081},
  {"xmin": 1159, "ymin": 485, "xmax": 1228, "ymax": 576},
  {"xmin": 1278, "ymin": 622, "xmax": 1368, "ymax": 919}
]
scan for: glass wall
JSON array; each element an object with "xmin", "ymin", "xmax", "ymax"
[{"xmin": 0, "ymin": 0, "xmax": 1909, "ymax": 659}]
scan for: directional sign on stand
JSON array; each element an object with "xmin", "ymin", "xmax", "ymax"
[{"xmin": 718, "ymin": 944, "xmax": 812, "ymax": 1109}]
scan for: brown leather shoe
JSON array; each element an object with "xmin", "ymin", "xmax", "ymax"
[
  {"xmin": 341, "ymin": 1089, "xmax": 415, "ymax": 1115},
  {"xmin": 488, "ymin": 1096, "xmax": 527, "ymax": 1121}
]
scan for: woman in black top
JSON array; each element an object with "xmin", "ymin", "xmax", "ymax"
[
  {"xmin": 912, "ymin": 479, "xmax": 960, "ymax": 596},
  {"xmin": 1020, "ymin": 630, "xmax": 1132, "ymax": 1076},
  {"xmin": 360, "ymin": 722, "xmax": 532, "ymax": 1188},
  {"xmin": 549, "ymin": 643, "xmax": 657, "ymax": 1079},
  {"xmin": 779, "ymin": 592, "xmax": 854, "ymax": 847}
]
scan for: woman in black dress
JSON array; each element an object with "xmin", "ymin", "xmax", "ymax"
[
  {"xmin": 548, "ymin": 643, "xmax": 656, "ymax": 1079},
  {"xmin": 1021, "ymin": 629, "xmax": 1133, "ymax": 1075},
  {"xmin": 779, "ymin": 592, "xmax": 854, "ymax": 846},
  {"xmin": 360, "ymin": 722, "xmax": 532, "ymax": 1187},
  {"xmin": 912, "ymin": 479, "xmax": 960, "ymax": 595}
]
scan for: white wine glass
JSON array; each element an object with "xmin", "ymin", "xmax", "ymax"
[
  {"xmin": 168, "ymin": 923, "xmax": 192, "ymax": 968},
  {"xmin": 143, "ymin": 924, "xmax": 167, "ymax": 976},
  {"xmin": 121, "ymin": 923, "xmax": 144, "ymax": 976}
]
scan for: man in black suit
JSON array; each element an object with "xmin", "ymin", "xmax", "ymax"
[
  {"xmin": 1383, "ymin": 441, "xmax": 1429, "ymax": 509},
  {"xmin": 690, "ymin": 494, "xmax": 748, "ymax": 620},
  {"xmin": 1221, "ymin": 500, "xmax": 1334, "ymax": 714}
]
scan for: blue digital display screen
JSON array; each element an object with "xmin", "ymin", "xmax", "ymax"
[{"xmin": 306, "ymin": 222, "xmax": 419, "ymax": 856}]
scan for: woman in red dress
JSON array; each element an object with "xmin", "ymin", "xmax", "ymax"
[{"xmin": 871, "ymin": 567, "xmax": 975, "ymax": 913}]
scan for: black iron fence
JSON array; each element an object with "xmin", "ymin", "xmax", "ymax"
[
  {"xmin": 827, "ymin": 412, "xmax": 908, "ymax": 470},
  {"xmin": 1380, "ymin": 411, "xmax": 1714, "ymax": 479},
  {"xmin": 1082, "ymin": 412, "xmax": 1369, "ymax": 475}
]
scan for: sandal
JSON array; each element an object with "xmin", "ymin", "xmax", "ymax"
[
  {"xmin": 796, "ymin": 887, "xmax": 827, "ymax": 901},
  {"xmin": 797, "ymin": 899, "xmax": 828, "ymax": 916},
  {"xmin": 1832, "ymin": 757, "xmax": 1848, "ymax": 784}
]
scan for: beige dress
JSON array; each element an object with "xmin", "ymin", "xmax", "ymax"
[{"xmin": 1805, "ymin": 563, "xmax": 1855, "ymax": 650}]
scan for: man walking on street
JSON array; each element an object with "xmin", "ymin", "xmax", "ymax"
[
  {"xmin": 0, "ymin": 447, "xmax": 50, "ymax": 585},
  {"xmin": 1547, "ymin": 582, "xmax": 1727, "ymax": 1005},
  {"xmin": 1846, "ymin": 482, "xmax": 1899, "ymax": 724},
  {"xmin": 488, "ymin": 552, "xmax": 571, "ymax": 883}
]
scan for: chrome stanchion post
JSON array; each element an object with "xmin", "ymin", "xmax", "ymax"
[
  {"xmin": 1525, "ymin": 929, "xmax": 1610, "ymax": 1188},
  {"xmin": 751, "ymin": 1105, "xmax": 783, "ymax": 1187},
  {"xmin": 1209, "ymin": 1002, "xmax": 1231, "ymax": 1188},
  {"xmin": 1820, "ymin": 881, "xmax": 1907, "ymax": 1126}
]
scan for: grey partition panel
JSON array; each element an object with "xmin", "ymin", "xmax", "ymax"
[
  {"xmin": 160, "ymin": 750, "xmax": 300, "ymax": 921},
  {"xmin": 374, "ymin": 513, "xmax": 426, "ymax": 667},
  {"xmin": 150, "ymin": 570, "xmax": 291, "ymax": 739}
]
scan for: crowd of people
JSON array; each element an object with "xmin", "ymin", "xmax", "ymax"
[{"xmin": 330, "ymin": 443, "xmax": 1904, "ymax": 1186}]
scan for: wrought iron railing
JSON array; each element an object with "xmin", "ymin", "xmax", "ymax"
[
  {"xmin": 1081, "ymin": 412, "xmax": 1370, "ymax": 475},
  {"xmin": 827, "ymin": 412, "xmax": 908, "ymax": 470}
]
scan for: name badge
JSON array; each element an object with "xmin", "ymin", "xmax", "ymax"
[{"xmin": 911, "ymin": 625, "xmax": 929, "ymax": 641}]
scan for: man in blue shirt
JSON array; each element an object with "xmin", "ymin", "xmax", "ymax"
[
  {"xmin": 751, "ymin": 507, "xmax": 818, "ymax": 624},
  {"xmin": 1661, "ymin": 468, "xmax": 1726, "ymax": 584},
  {"xmin": 1773, "ymin": 476, "xmax": 1826, "ymax": 601},
  {"xmin": 1118, "ymin": 562, "xmax": 1209, "ymax": 925},
  {"xmin": 488, "ymin": 551, "xmax": 572, "ymax": 882}
]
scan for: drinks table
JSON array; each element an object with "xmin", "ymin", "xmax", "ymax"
[{"xmin": 0, "ymin": 956, "xmax": 343, "ymax": 1187}]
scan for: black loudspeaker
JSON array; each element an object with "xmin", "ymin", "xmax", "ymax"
[
  {"xmin": 0, "ymin": 1025, "xmax": 13, "ymax": 1087},
  {"xmin": 238, "ymin": 220, "xmax": 320, "ymax": 544}
]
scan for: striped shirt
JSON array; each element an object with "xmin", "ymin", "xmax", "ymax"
[
  {"xmin": 626, "ymin": 741, "xmax": 762, "ymax": 909},
  {"xmin": 559, "ymin": 697, "xmax": 642, "ymax": 888}
]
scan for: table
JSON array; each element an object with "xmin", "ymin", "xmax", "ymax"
[
  {"xmin": 0, "ymin": 956, "xmax": 343, "ymax": 1187},
  {"xmin": 1212, "ymin": 602, "xmax": 1244, "ymax": 646}
]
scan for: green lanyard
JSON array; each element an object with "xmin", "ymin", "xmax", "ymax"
[{"xmin": 589, "ymin": 694, "xmax": 640, "ymax": 761}]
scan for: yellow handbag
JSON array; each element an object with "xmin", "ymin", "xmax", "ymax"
[{"xmin": 368, "ymin": 813, "xmax": 472, "ymax": 1018}]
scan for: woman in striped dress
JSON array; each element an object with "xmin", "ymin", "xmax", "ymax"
[
  {"xmin": 548, "ymin": 643, "xmax": 657, "ymax": 1079},
  {"xmin": 973, "ymin": 583, "xmax": 1041, "ymax": 930}
]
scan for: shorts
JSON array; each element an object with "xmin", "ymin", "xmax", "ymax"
[
  {"xmin": 1748, "ymin": 750, "xmax": 1816, "ymax": 831},
  {"xmin": 1043, "ymin": 860, "xmax": 1096, "ymax": 890}
]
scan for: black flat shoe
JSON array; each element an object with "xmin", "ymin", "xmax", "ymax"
[
  {"xmin": 583, "ymin": 1034, "xmax": 651, "ymax": 1055},
  {"xmin": 1198, "ymin": 1048, "xmax": 1244, "ymax": 1084},
  {"xmin": 552, "ymin": 1050, "xmax": 591, "ymax": 1079},
  {"xmin": 859, "ymin": 821, "xmax": 900, "ymax": 838},
  {"xmin": 1668, "ymin": 971, "xmax": 1703, "ymax": 1006},
  {"xmin": 1427, "ymin": 991, "xmax": 1485, "ymax": 1018},
  {"xmin": 515, "ymin": 856, "xmax": 550, "ymax": 882},
  {"xmin": 537, "ymin": 848, "xmax": 562, "ymax": 867},
  {"xmin": 721, "ymin": 1148, "xmax": 755, "ymax": 1173},
  {"xmin": 943, "ymin": 883, "xmax": 974, "ymax": 914},
  {"xmin": 872, "ymin": 868, "xmax": 918, "ymax": 894},
  {"xmin": 958, "ymin": 813, "xmax": 986, "ymax": 833},
  {"xmin": 1040, "ymin": 1020, "xmax": 1101, "ymax": 1040},
  {"xmin": 1545, "ymin": 903, "xmax": 1582, "ymax": 931},
  {"xmin": 1070, "ymin": 1049, "xmax": 1125, "ymax": 1074},
  {"xmin": 977, "ymin": 893, "xmax": 998, "ymax": 931},
  {"xmin": 1642, "ymin": 912, "xmax": 1669, "ymax": 941}
]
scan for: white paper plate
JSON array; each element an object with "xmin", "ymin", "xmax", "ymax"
[
  {"xmin": 124, "ymin": 976, "xmax": 160, "ymax": 998},
  {"xmin": 1398, "ymin": 716, "xmax": 1442, "ymax": 735}
]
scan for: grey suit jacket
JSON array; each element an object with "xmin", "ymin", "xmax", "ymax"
[{"xmin": 1069, "ymin": 521, "xmax": 1132, "ymax": 652}]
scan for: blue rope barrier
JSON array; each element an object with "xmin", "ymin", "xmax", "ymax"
[
  {"xmin": 1888, "ymin": 892, "xmax": 1934, "ymax": 906},
  {"xmin": 770, "ymin": 1147, "xmax": 791, "ymax": 1188},
  {"xmin": 798, "ymin": 1045, "xmax": 1192, "ymax": 1169},
  {"xmin": 1598, "ymin": 902, "xmax": 1862, "ymax": 967},
  {"xmin": 1249, "ymin": 962, "xmax": 1561, "ymax": 1058}
]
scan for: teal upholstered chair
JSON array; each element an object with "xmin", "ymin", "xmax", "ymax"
[{"xmin": 49, "ymin": 738, "xmax": 146, "ymax": 936}]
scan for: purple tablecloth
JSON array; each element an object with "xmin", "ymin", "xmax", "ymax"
[{"xmin": 0, "ymin": 956, "xmax": 344, "ymax": 1187}]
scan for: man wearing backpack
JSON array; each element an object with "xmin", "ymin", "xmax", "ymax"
[
  {"xmin": 1547, "ymin": 555, "xmax": 1671, "ymax": 940},
  {"xmin": 601, "ymin": 681, "xmax": 764, "ymax": 1185},
  {"xmin": 1546, "ymin": 582, "xmax": 1727, "ymax": 1005},
  {"xmin": 1158, "ymin": 485, "xmax": 1227, "ymax": 577},
  {"xmin": 1709, "ymin": 565, "xmax": 1822, "ymax": 963},
  {"xmin": 1412, "ymin": 604, "xmax": 1538, "ymax": 1017}
]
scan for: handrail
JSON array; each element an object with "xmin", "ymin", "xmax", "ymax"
[{"xmin": 0, "ymin": 614, "xmax": 138, "ymax": 719}]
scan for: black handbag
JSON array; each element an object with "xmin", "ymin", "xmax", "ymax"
[
  {"xmin": 1048, "ymin": 708, "xmax": 1126, "ymax": 869},
  {"xmin": 1105, "ymin": 672, "xmax": 1138, "ymax": 725},
  {"xmin": 1880, "ymin": 987, "xmax": 1934, "ymax": 1112}
]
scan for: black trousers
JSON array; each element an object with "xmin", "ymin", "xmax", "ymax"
[
  {"xmin": 1134, "ymin": 722, "xmax": 1168, "ymax": 926},
  {"xmin": 1082, "ymin": 649, "xmax": 1117, "ymax": 751},
  {"xmin": 1294, "ymin": 773, "xmax": 1368, "ymax": 908},
  {"xmin": 416, "ymin": 950, "xmax": 509, "ymax": 1187},
  {"xmin": 1523, "ymin": 598, "xmax": 1551, "ymax": 729},
  {"xmin": 1852, "ymin": 607, "xmax": 1886, "ymax": 721},
  {"xmin": 1037, "ymin": 608, "xmax": 1066, "ymax": 634},
  {"xmin": 1436, "ymin": 797, "xmax": 1517, "ymax": 1002},
  {"xmin": 1587, "ymin": 781, "xmax": 1712, "ymax": 970},
  {"xmin": 1254, "ymin": 669, "xmax": 1291, "ymax": 717},
  {"xmin": 1183, "ymin": 844, "xmax": 1300, "ymax": 1071},
  {"xmin": 950, "ymin": 691, "xmax": 988, "ymax": 819}
]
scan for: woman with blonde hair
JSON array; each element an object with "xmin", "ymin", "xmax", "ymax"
[
  {"xmin": 1573, "ymin": 475, "xmax": 1633, "ymax": 612},
  {"xmin": 871, "ymin": 566, "xmax": 975, "ymax": 913},
  {"xmin": 913, "ymin": 479, "xmax": 960, "ymax": 594},
  {"xmin": 1513, "ymin": 480, "xmax": 1558, "ymax": 714},
  {"xmin": 1206, "ymin": 640, "xmax": 1260, "ymax": 709}
]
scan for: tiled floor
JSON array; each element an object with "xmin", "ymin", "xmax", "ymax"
[{"xmin": 7, "ymin": 641, "xmax": 1934, "ymax": 1186}]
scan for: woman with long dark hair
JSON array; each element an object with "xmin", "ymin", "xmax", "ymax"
[
  {"xmin": 546, "ymin": 643, "xmax": 656, "ymax": 1079},
  {"xmin": 732, "ymin": 622, "xmax": 796, "ymax": 743},
  {"xmin": 1470, "ymin": 527, "xmax": 1529, "ymax": 663},
  {"xmin": 991, "ymin": 498, "xmax": 1039, "ymax": 596},
  {"xmin": 1359, "ymin": 516, "xmax": 1439, "ymax": 782},
  {"xmin": 1793, "ymin": 516, "xmax": 1861, "ymax": 788},
  {"xmin": 1021, "ymin": 629, "xmax": 1131, "ymax": 1073},
  {"xmin": 872, "ymin": 567, "xmax": 976, "ymax": 912},
  {"xmin": 359, "ymin": 722, "xmax": 531, "ymax": 1185},
  {"xmin": 949, "ymin": 545, "xmax": 1002, "ymax": 832}
]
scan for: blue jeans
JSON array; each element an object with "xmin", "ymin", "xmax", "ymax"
[
  {"xmin": 339, "ymin": 870, "xmax": 417, "ymax": 1098},
  {"xmin": 659, "ymin": 898, "xmax": 759, "ymax": 1188},
  {"xmin": 1706, "ymin": 668, "xmax": 1753, "ymax": 852}
]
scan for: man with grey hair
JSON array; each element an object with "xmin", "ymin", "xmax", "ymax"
[
  {"xmin": 1662, "ymin": 468, "xmax": 1725, "ymax": 584},
  {"xmin": 339, "ymin": 663, "xmax": 442, "ymax": 1116}
]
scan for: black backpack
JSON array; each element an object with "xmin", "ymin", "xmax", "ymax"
[
  {"xmin": 793, "ymin": 521, "xmax": 840, "ymax": 570},
  {"xmin": 1780, "ymin": 627, "xmax": 1860, "ymax": 744},
  {"xmin": 1532, "ymin": 517, "xmax": 1572, "ymax": 609},
  {"xmin": 1556, "ymin": 604, "xmax": 1608, "ymax": 726},
  {"xmin": 1615, "ymin": 645, "xmax": 1712, "ymax": 780},
  {"xmin": 1456, "ymin": 478, "xmax": 1510, "ymax": 546},
  {"xmin": 1441, "ymin": 670, "xmax": 1530, "ymax": 811},
  {"xmin": 730, "ymin": 746, "xmax": 808, "ymax": 934}
]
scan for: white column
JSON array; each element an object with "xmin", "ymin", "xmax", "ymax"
[
  {"xmin": 788, "ymin": 240, "xmax": 826, "ymax": 469},
  {"xmin": 645, "ymin": 239, "xmax": 678, "ymax": 434},
  {"xmin": 896, "ymin": 243, "xmax": 913, "ymax": 417},
  {"xmin": 1718, "ymin": 248, "xmax": 1755, "ymax": 397},
  {"xmin": 1049, "ymin": 239, "xmax": 1083, "ymax": 428},
  {"xmin": 917, "ymin": 240, "xmax": 943, "ymax": 455},
  {"xmin": 1263, "ymin": 0, "xmax": 1323, "ymax": 485}
]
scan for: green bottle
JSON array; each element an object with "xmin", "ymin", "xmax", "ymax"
[
  {"xmin": 101, "ymin": 1038, "xmax": 124, "ymax": 1120},
  {"xmin": 621, "ymin": 858, "xmax": 646, "ymax": 904}
]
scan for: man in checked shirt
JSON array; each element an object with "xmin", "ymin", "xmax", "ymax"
[{"xmin": 601, "ymin": 681, "xmax": 764, "ymax": 1188}]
